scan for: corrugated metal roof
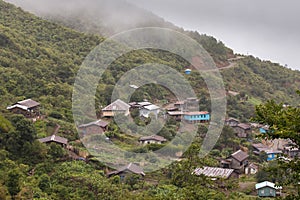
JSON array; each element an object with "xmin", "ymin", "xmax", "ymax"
[
  {"xmin": 168, "ymin": 111, "xmax": 184, "ymax": 116},
  {"xmin": 137, "ymin": 102, "xmax": 152, "ymax": 107},
  {"xmin": 225, "ymin": 118, "xmax": 239, "ymax": 122},
  {"xmin": 193, "ymin": 166, "xmax": 234, "ymax": 179},
  {"xmin": 17, "ymin": 99, "xmax": 40, "ymax": 108},
  {"xmin": 108, "ymin": 163, "xmax": 145, "ymax": 176},
  {"xmin": 252, "ymin": 143, "xmax": 268, "ymax": 150},
  {"xmin": 102, "ymin": 99, "xmax": 130, "ymax": 111},
  {"xmin": 7, "ymin": 104, "xmax": 29, "ymax": 111},
  {"xmin": 231, "ymin": 150, "xmax": 249, "ymax": 162},
  {"xmin": 143, "ymin": 104, "xmax": 160, "ymax": 111},
  {"xmin": 255, "ymin": 181, "xmax": 282, "ymax": 190},
  {"xmin": 184, "ymin": 111, "xmax": 209, "ymax": 116},
  {"xmin": 38, "ymin": 135, "xmax": 68, "ymax": 145},
  {"xmin": 7, "ymin": 99, "xmax": 40, "ymax": 110},
  {"xmin": 237, "ymin": 123, "xmax": 251, "ymax": 130}
]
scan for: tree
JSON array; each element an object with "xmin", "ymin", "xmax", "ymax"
[
  {"xmin": 7, "ymin": 169, "xmax": 21, "ymax": 199},
  {"xmin": 0, "ymin": 115, "xmax": 13, "ymax": 133},
  {"xmin": 124, "ymin": 174, "xmax": 142, "ymax": 190},
  {"xmin": 0, "ymin": 184, "xmax": 8, "ymax": 200},
  {"xmin": 252, "ymin": 92, "xmax": 300, "ymax": 198},
  {"xmin": 38, "ymin": 174, "xmax": 51, "ymax": 193}
]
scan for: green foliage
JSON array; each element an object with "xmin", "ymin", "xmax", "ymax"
[
  {"xmin": 48, "ymin": 143, "xmax": 67, "ymax": 159},
  {"xmin": 0, "ymin": 114, "xmax": 13, "ymax": 133},
  {"xmin": 253, "ymin": 99, "xmax": 300, "ymax": 146},
  {"xmin": 0, "ymin": 0, "xmax": 299, "ymax": 199},
  {"xmin": 0, "ymin": 115, "xmax": 45, "ymax": 163},
  {"xmin": 7, "ymin": 169, "xmax": 21, "ymax": 197},
  {"xmin": 38, "ymin": 174, "xmax": 51, "ymax": 193},
  {"xmin": 253, "ymin": 93, "xmax": 300, "ymax": 197}
]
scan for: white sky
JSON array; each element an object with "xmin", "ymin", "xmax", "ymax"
[
  {"xmin": 5, "ymin": 0, "xmax": 300, "ymax": 71},
  {"xmin": 127, "ymin": 0, "xmax": 300, "ymax": 71}
]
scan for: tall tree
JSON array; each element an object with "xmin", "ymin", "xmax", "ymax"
[
  {"xmin": 252, "ymin": 91, "xmax": 300, "ymax": 198},
  {"xmin": 7, "ymin": 169, "xmax": 21, "ymax": 199}
]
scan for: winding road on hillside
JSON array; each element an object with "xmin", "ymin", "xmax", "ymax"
[{"xmin": 202, "ymin": 56, "xmax": 244, "ymax": 72}]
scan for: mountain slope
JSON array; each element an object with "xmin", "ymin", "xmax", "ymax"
[
  {"xmin": 1, "ymin": 0, "xmax": 299, "ymax": 123},
  {"xmin": 5, "ymin": 0, "xmax": 234, "ymax": 67},
  {"xmin": 0, "ymin": 2, "xmax": 299, "ymax": 198},
  {"xmin": 0, "ymin": 0, "xmax": 103, "ymax": 115}
]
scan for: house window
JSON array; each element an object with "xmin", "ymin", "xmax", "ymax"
[
  {"xmin": 270, "ymin": 190, "xmax": 273, "ymax": 194},
  {"xmin": 261, "ymin": 190, "xmax": 264, "ymax": 194}
]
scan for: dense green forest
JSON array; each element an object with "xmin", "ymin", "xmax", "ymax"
[{"xmin": 0, "ymin": 0, "xmax": 299, "ymax": 199}]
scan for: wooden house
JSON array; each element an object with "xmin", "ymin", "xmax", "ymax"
[
  {"xmin": 252, "ymin": 143, "xmax": 269, "ymax": 154},
  {"xmin": 283, "ymin": 144, "xmax": 300, "ymax": 158},
  {"xmin": 38, "ymin": 135, "xmax": 68, "ymax": 147},
  {"xmin": 107, "ymin": 163, "xmax": 145, "ymax": 180},
  {"xmin": 173, "ymin": 97, "xmax": 199, "ymax": 112},
  {"xmin": 78, "ymin": 120, "xmax": 109, "ymax": 136},
  {"xmin": 167, "ymin": 111, "xmax": 184, "ymax": 121},
  {"xmin": 129, "ymin": 101, "xmax": 152, "ymax": 109},
  {"xmin": 193, "ymin": 166, "xmax": 238, "ymax": 180},
  {"xmin": 183, "ymin": 111, "xmax": 210, "ymax": 123},
  {"xmin": 221, "ymin": 150, "xmax": 249, "ymax": 174},
  {"xmin": 7, "ymin": 99, "xmax": 40, "ymax": 118},
  {"xmin": 233, "ymin": 123, "xmax": 251, "ymax": 138},
  {"xmin": 101, "ymin": 99, "xmax": 130, "ymax": 117},
  {"xmin": 139, "ymin": 135, "xmax": 167, "ymax": 145},
  {"xmin": 252, "ymin": 143, "xmax": 282, "ymax": 161},
  {"xmin": 225, "ymin": 118, "xmax": 239, "ymax": 127},
  {"xmin": 139, "ymin": 104, "xmax": 160, "ymax": 119},
  {"xmin": 245, "ymin": 163, "xmax": 259, "ymax": 175},
  {"xmin": 174, "ymin": 101, "xmax": 185, "ymax": 110},
  {"xmin": 265, "ymin": 149, "xmax": 282, "ymax": 161},
  {"xmin": 255, "ymin": 181, "xmax": 282, "ymax": 197}
]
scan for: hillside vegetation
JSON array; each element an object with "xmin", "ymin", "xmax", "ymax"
[{"xmin": 0, "ymin": 0, "xmax": 299, "ymax": 199}]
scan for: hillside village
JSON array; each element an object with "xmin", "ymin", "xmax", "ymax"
[
  {"xmin": 0, "ymin": 0, "xmax": 299, "ymax": 199},
  {"xmin": 5, "ymin": 96, "xmax": 300, "ymax": 198}
]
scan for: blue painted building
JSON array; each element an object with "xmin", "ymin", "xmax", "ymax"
[
  {"xmin": 266, "ymin": 150, "xmax": 282, "ymax": 161},
  {"xmin": 185, "ymin": 69, "xmax": 191, "ymax": 75},
  {"xmin": 259, "ymin": 125, "xmax": 269, "ymax": 134},
  {"xmin": 183, "ymin": 111, "xmax": 210, "ymax": 123},
  {"xmin": 255, "ymin": 181, "xmax": 282, "ymax": 197}
]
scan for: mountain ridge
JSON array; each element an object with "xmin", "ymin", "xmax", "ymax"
[{"xmin": 0, "ymin": 0, "xmax": 299, "ymax": 121}]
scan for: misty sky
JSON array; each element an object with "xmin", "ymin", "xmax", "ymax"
[
  {"xmin": 4, "ymin": 0, "xmax": 300, "ymax": 71},
  {"xmin": 128, "ymin": 0, "xmax": 300, "ymax": 71}
]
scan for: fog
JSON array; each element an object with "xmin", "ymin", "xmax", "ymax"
[
  {"xmin": 4, "ymin": 0, "xmax": 173, "ymax": 36},
  {"xmin": 127, "ymin": 0, "xmax": 300, "ymax": 71},
  {"xmin": 4, "ymin": 0, "xmax": 300, "ymax": 70}
]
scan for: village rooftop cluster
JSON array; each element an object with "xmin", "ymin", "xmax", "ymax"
[{"xmin": 6, "ymin": 98, "xmax": 299, "ymax": 198}]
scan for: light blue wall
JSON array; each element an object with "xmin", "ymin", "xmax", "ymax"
[
  {"xmin": 183, "ymin": 114, "xmax": 210, "ymax": 121},
  {"xmin": 267, "ymin": 153, "xmax": 278, "ymax": 161},
  {"xmin": 258, "ymin": 187, "xmax": 276, "ymax": 197},
  {"xmin": 259, "ymin": 128, "xmax": 267, "ymax": 134}
]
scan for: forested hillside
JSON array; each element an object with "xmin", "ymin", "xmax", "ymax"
[
  {"xmin": 0, "ymin": 0, "xmax": 102, "ymax": 118},
  {"xmin": 34, "ymin": 0, "xmax": 300, "ymax": 116},
  {"xmin": 0, "ymin": 0, "xmax": 299, "ymax": 199}
]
